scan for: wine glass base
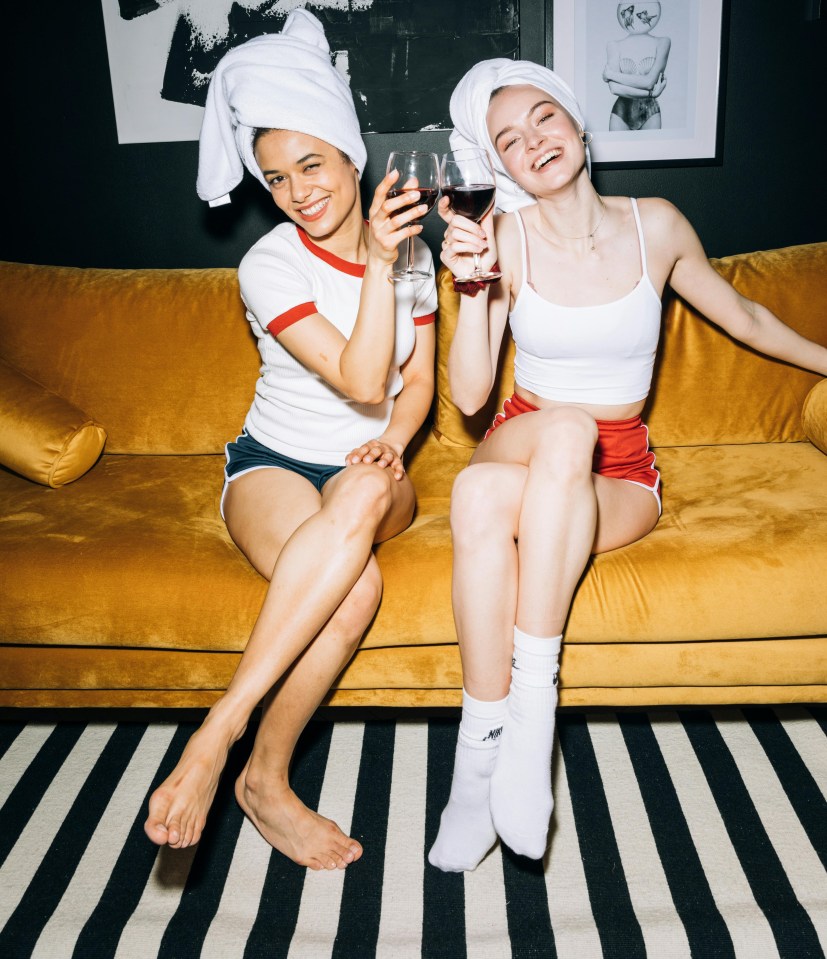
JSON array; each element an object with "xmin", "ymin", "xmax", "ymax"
[
  {"xmin": 454, "ymin": 270, "xmax": 502, "ymax": 283},
  {"xmin": 388, "ymin": 269, "xmax": 432, "ymax": 283}
]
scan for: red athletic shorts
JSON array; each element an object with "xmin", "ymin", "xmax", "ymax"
[{"xmin": 485, "ymin": 392, "xmax": 661, "ymax": 509}]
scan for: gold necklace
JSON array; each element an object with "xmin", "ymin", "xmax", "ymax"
[{"xmin": 540, "ymin": 196, "xmax": 607, "ymax": 252}]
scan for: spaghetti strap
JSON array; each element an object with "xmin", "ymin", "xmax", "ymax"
[
  {"xmin": 513, "ymin": 209, "xmax": 532, "ymax": 290},
  {"xmin": 630, "ymin": 197, "xmax": 648, "ymax": 275}
]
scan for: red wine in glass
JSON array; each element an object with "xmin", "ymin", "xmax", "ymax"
[
  {"xmin": 440, "ymin": 149, "xmax": 501, "ymax": 283},
  {"xmin": 441, "ymin": 184, "xmax": 495, "ymax": 223},
  {"xmin": 386, "ymin": 151, "xmax": 440, "ymax": 282},
  {"xmin": 387, "ymin": 187, "xmax": 440, "ymax": 224}
]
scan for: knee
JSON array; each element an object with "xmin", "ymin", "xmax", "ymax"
[
  {"xmin": 530, "ymin": 408, "xmax": 598, "ymax": 480},
  {"xmin": 332, "ymin": 466, "xmax": 394, "ymax": 530},
  {"xmin": 450, "ymin": 465, "xmax": 503, "ymax": 542}
]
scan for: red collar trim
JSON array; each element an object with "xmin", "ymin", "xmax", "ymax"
[{"xmin": 296, "ymin": 226, "xmax": 366, "ymax": 278}]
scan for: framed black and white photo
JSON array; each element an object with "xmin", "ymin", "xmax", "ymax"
[
  {"xmin": 100, "ymin": 0, "xmax": 522, "ymax": 144},
  {"xmin": 552, "ymin": 0, "xmax": 728, "ymax": 168}
]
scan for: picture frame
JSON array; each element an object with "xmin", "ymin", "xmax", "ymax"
[
  {"xmin": 551, "ymin": 0, "xmax": 729, "ymax": 169},
  {"xmin": 100, "ymin": 0, "xmax": 524, "ymax": 144}
]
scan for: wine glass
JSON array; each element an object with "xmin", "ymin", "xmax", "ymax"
[
  {"xmin": 440, "ymin": 148, "xmax": 501, "ymax": 283},
  {"xmin": 386, "ymin": 151, "xmax": 440, "ymax": 282}
]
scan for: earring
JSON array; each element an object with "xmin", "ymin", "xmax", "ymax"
[{"xmin": 580, "ymin": 130, "xmax": 593, "ymax": 145}]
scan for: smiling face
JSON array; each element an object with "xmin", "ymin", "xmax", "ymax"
[
  {"xmin": 253, "ymin": 129, "xmax": 360, "ymax": 238},
  {"xmin": 486, "ymin": 84, "xmax": 586, "ymax": 196}
]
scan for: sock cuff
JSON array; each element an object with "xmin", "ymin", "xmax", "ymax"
[
  {"xmin": 462, "ymin": 689, "xmax": 509, "ymax": 718},
  {"xmin": 460, "ymin": 689, "xmax": 508, "ymax": 747},
  {"xmin": 514, "ymin": 627, "xmax": 562, "ymax": 657}
]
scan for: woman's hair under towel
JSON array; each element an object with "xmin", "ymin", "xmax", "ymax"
[
  {"xmin": 251, "ymin": 127, "xmax": 352, "ymax": 167},
  {"xmin": 197, "ymin": 9, "xmax": 366, "ymax": 207},
  {"xmin": 448, "ymin": 58, "xmax": 590, "ymax": 214}
]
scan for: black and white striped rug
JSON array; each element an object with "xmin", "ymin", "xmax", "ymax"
[{"xmin": 1, "ymin": 707, "xmax": 825, "ymax": 958}]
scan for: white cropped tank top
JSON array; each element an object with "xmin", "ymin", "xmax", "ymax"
[{"xmin": 509, "ymin": 198, "xmax": 661, "ymax": 404}]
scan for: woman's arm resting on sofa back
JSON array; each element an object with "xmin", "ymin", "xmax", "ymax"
[{"xmin": 663, "ymin": 203, "xmax": 827, "ymax": 377}]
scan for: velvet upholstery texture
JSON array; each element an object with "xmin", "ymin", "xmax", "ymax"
[
  {"xmin": 1, "ymin": 243, "xmax": 825, "ymax": 708},
  {"xmin": 0, "ymin": 357, "xmax": 106, "ymax": 487},
  {"xmin": 0, "ymin": 262, "xmax": 259, "ymax": 454},
  {"xmin": 803, "ymin": 378, "xmax": 827, "ymax": 454}
]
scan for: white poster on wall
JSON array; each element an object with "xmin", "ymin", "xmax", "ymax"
[
  {"xmin": 100, "ymin": 0, "xmax": 205, "ymax": 144},
  {"xmin": 101, "ymin": 0, "xmax": 520, "ymax": 144}
]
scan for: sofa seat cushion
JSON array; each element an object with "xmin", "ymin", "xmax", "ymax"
[
  {"xmin": 566, "ymin": 441, "xmax": 827, "ymax": 643},
  {"xmin": 1, "ymin": 441, "xmax": 824, "ymax": 655},
  {"xmin": 0, "ymin": 454, "xmax": 264, "ymax": 651}
]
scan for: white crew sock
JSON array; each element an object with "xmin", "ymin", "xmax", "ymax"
[
  {"xmin": 428, "ymin": 689, "xmax": 508, "ymax": 872},
  {"xmin": 489, "ymin": 627, "xmax": 562, "ymax": 859}
]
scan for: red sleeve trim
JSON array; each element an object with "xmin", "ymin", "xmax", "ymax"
[
  {"xmin": 267, "ymin": 301, "xmax": 317, "ymax": 336},
  {"xmin": 414, "ymin": 312, "xmax": 436, "ymax": 327}
]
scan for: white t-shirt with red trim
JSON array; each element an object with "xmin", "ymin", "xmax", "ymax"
[{"xmin": 237, "ymin": 222, "xmax": 437, "ymax": 466}]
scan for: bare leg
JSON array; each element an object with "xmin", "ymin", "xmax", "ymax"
[
  {"xmin": 236, "ymin": 557, "xmax": 383, "ymax": 869},
  {"xmin": 144, "ymin": 463, "xmax": 414, "ymax": 852},
  {"xmin": 466, "ymin": 407, "xmax": 659, "ymax": 649},
  {"xmin": 437, "ymin": 408, "xmax": 659, "ymax": 862}
]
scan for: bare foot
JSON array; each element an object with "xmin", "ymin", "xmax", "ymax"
[
  {"xmin": 235, "ymin": 762, "xmax": 363, "ymax": 870},
  {"xmin": 144, "ymin": 714, "xmax": 245, "ymax": 849}
]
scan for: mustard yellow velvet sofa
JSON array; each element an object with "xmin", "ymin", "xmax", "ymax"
[{"xmin": 1, "ymin": 242, "xmax": 826, "ymax": 709}]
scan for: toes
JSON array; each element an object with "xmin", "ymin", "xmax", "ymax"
[
  {"xmin": 167, "ymin": 818, "xmax": 183, "ymax": 847},
  {"xmin": 181, "ymin": 819, "xmax": 198, "ymax": 849},
  {"xmin": 333, "ymin": 841, "xmax": 355, "ymax": 866},
  {"xmin": 144, "ymin": 819, "xmax": 169, "ymax": 846},
  {"xmin": 145, "ymin": 789, "xmax": 173, "ymax": 845}
]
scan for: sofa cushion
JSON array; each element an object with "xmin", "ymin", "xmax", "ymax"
[
  {"xmin": 1, "ymin": 436, "xmax": 825, "ymax": 653},
  {"xmin": 802, "ymin": 379, "xmax": 827, "ymax": 455},
  {"xmin": 0, "ymin": 357, "xmax": 106, "ymax": 487},
  {"xmin": 0, "ymin": 262, "xmax": 258, "ymax": 455},
  {"xmin": 434, "ymin": 243, "xmax": 827, "ymax": 449}
]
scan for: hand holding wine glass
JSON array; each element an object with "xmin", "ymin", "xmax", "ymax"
[
  {"xmin": 385, "ymin": 150, "xmax": 440, "ymax": 282},
  {"xmin": 440, "ymin": 148, "xmax": 501, "ymax": 283}
]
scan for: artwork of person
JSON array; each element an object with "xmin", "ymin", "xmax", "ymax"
[{"xmin": 603, "ymin": 2, "xmax": 671, "ymax": 131}]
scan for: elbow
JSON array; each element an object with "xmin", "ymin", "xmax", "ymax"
[
  {"xmin": 448, "ymin": 378, "xmax": 490, "ymax": 416},
  {"xmin": 455, "ymin": 394, "xmax": 485, "ymax": 417},
  {"xmin": 348, "ymin": 384, "xmax": 388, "ymax": 406}
]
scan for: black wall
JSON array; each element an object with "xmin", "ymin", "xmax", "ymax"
[{"xmin": 4, "ymin": 0, "xmax": 825, "ymax": 270}]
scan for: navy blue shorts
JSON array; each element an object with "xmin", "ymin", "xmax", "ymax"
[{"xmin": 221, "ymin": 430, "xmax": 345, "ymax": 518}]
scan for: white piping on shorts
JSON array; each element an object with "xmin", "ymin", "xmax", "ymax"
[
  {"xmin": 621, "ymin": 477, "xmax": 662, "ymax": 516},
  {"xmin": 219, "ymin": 464, "xmax": 288, "ymax": 522}
]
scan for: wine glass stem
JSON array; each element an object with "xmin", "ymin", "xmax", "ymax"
[
  {"xmin": 406, "ymin": 236, "xmax": 415, "ymax": 273},
  {"xmin": 473, "ymin": 252, "xmax": 482, "ymax": 276}
]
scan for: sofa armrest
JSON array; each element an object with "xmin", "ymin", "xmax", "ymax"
[
  {"xmin": 0, "ymin": 357, "xmax": 106, "ymax": 487},
  {"xmin": 802, "ymin": 379, "xmax": 827, "ymax": 454}
]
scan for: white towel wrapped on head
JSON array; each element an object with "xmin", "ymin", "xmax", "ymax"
[
  {"xmin": 196, "ymin": 9, "xmax": 366, "ymax": 206},
  {"xmin": 449, "ymin": 58, "xmax": 590, "ymax": 214}
]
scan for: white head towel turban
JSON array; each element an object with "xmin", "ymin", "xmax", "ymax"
[
  {"xmin": 449, "ymin": 58, "xmax": 590, "ymax": 214},
  {"xmin": 196, "ymin": 9, "xmax": 366, "ymax": 206}
]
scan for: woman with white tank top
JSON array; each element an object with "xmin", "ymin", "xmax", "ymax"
[{"xmin": 428, "ymin": 59, "xmax": 827, "ymax": 873}]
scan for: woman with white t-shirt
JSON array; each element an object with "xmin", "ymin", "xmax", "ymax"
[{"xmin": 144, "ymin": 10, "xmax": 436, "ymax": 870}]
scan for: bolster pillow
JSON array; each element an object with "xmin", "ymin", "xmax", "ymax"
[
  {"xmin": 802, "ymin": 378, "xmax": 827, "ymax": 455},
  {"xmin": 0, "ymin": 357, "xmax": 106, "ymax": 487}
]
